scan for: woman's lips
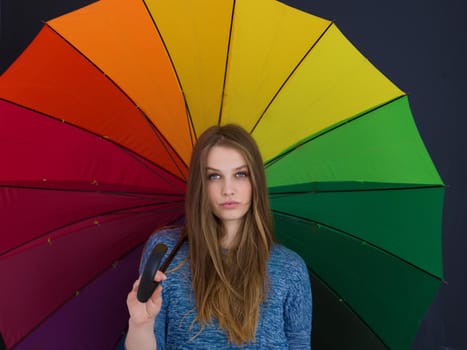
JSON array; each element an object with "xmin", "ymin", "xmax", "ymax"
[{"xmin": 220, "ymin": 201, "xmax": 240, "ymax": 209}]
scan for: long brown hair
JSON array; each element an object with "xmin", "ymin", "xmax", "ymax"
[{"xmin": 184, "ymin": 124, "xmax": 274, "ymax": 344}]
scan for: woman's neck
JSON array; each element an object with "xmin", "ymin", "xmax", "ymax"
[{"xmin": 221, "ymin": 221, "xmax": 240, "ymax": 249}]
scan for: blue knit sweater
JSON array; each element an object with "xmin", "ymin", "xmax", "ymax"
[{"xmin": 139, "ymin": 227, "xmax": 312, "ymax": 349}]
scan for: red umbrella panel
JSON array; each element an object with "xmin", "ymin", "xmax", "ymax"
[{"xmin": 0, "ymin": 98, "xmax": 185, "ymax": 348}]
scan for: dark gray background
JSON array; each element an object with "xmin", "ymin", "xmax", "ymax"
[{"xmin": 1, "ymin": 0, "xmax": 466, "ymax": 349}]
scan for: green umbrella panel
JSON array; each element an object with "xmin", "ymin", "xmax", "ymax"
[{"xmin": 267, "ymin": 96, "xmax": 444, "ymax": 349}]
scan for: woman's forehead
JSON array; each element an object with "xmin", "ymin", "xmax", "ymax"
[{"xmin": 206, "ymin": 145, "xmax": 247, "ymax": 170}]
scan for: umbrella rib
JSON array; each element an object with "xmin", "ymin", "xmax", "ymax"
[
  {"xmin": 250, "ymin": 21, "xmax": 334, "ymax": 134},
  {"xmin": 141, "ymin": 1, "xmax": 197, "ymax": 145},
  {"xmin": 115, "ymin": 146, "xmax": 187, "ymax": 189},
  {"xmin": 1, "ymin": 96, "xmax": 187, "ymax": 188},
  {"xmin": 264, "ymin": 95, "xmax": 407, "ymax": 168},
  {"xmin": 216, "ymin": 0, "xmax": 237, "ymax": 126},
  {"xmin": 127, "ymin": 109, "xmax": 189, "ymax": 182},
  {"xmin": 306, "ymin": 268, "xmax": 390, "ymax": 349},
  {"xmin": 272, "ymin": 209, "xmax": 444, "ymax": 282},
  {"xmin": 43, "ymin": 25, "xmax": 189, "ymax": 181},
  {"xmin": 0, "ymin": 183, "xmax": 185, "ymax": 200},
  {"xmin": 0, "ymin": 201, "xmax": 184, "ymax": 258},
  {"xmin": 268, "ymin": 183, "xmax": 445, "ymax": 196}
]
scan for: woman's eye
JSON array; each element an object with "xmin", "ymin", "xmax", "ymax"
[
  {"xmin": 236, "ymin": 171, "xmax": 249, "ymax": 178},
  {"xmin": 207, "ymin": 173, "xmax": 221, "ymax": 180}
]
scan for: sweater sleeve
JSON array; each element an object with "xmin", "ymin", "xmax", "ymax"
[{"xmin": 283, "ymin": 253, "xmax": 312, "ymax": 349}]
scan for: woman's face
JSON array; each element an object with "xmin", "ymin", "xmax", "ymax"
[{"xmin": 206, "ymin": 145, "xmax": 252, "ymax": 233}]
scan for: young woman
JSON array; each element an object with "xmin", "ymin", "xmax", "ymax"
[{"xmin": 125, "ymin": 124, "xmax": 312, "ymax": 349}]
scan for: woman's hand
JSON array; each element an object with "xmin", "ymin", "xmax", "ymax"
[
  {"xmin": 125, "ymin": 271, "xmax": 167, "ymax": 350},
  {"xmin": 127, "ymin": 271, "xmax": 167, "ymax": 326}
]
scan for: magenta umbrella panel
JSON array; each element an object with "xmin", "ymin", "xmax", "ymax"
[{"xmin": 0, "ymin": 99, "xmax": 185, "ymax": 348}]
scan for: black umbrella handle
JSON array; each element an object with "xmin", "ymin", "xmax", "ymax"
[{"xmin": 137, "ymin": 243, "xmax": 168, "ymax": 302}]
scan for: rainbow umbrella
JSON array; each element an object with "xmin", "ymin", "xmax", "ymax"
[{"xmin": 0, "ymin": 0, "xmax": 444, "ymax": 349}]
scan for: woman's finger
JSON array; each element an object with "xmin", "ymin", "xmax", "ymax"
[
  {"xmin": 154, "ymin": 270, "xmax": 167, "ymax": 282},
  {"xmin": 148, "ymin": 284, "xmax": 163, "ymax": 304},
  {"xmin": 131, "ymin": 277, "xmax": 141, "ymax": 292}
]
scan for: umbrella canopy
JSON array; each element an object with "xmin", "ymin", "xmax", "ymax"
[{"xmin": 0, "ymin": 0, "xmax": 444, "ymax": 349}]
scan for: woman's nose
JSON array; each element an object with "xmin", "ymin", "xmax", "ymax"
[{"xmin": 222, "ymin": 179, "xmax": 235, "ymax": 196}]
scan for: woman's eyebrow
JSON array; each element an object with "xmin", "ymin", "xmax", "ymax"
[
  {"xmin": 206, "ymin": 164, "xmax": 248, "ymax": 172},
  {"xmin": 234, "ymin": 165, "xmax": 248, "ymax": 171}
]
